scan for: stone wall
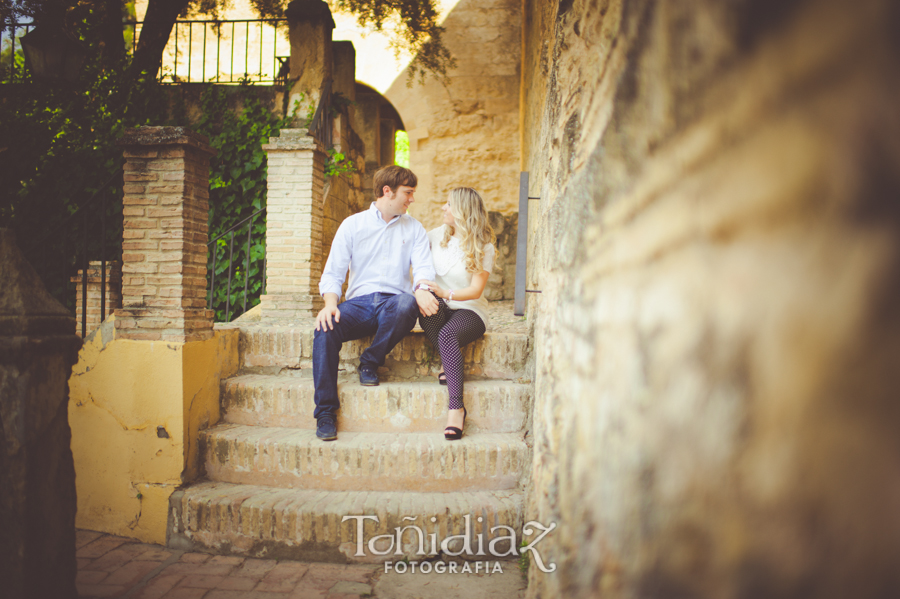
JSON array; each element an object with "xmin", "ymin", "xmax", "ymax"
[
  {"xmin": 522, "ymin": 1, "xmax": 900, "ymax": 598},
  {"xmin": 1, "ymin": 229, "xmax": 81, "ymax": 599},
  {"xmin": 385, "ymin": 0, "xmax": 522, "ymax": 230},
  {"xmin": 324, "ymin": 108, "xmax": 370, "ymax": 265},
  {"xmin": 162, "ymin": 84, "xmax": 286, "ymax": 126},
  {"xmin": 485, "ymin": 211, "xmax": 517, "ymax": 301}
]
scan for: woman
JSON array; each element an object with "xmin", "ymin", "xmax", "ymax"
[{"xmin": 417, "ymin": 187, "xmax": 495, "ymax": 440}]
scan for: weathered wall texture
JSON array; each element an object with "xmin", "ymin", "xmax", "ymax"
[
  {"xmin": 386, "ymin": 0, "xmax": 522, "ymax": 231},
  {"xmin": 485, "ymin": 211, "xmax": 518, "ymax": 301},
  {"xmin": 162, "ymin": 85, "xmax": 286, "ymax": 125},
  {"xmin": 324, "ymin": 109, "xmax": 369, "ymax": 262},
  {"xmin": 522, "ymin": 0, "xmax": 900, "ymax": 597},
  {"xmin": 69, "ymin": 317, "xmax": 239, "ymax": 544}
]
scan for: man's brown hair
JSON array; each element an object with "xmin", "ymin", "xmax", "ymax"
[{"xmin": 373, "ymin": 165, "xmax": 418, "ymax": 199}]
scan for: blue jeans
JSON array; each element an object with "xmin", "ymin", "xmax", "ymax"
[{"xmin": 313, "ymin": 292, "xmax": 419, "ymax": 420}]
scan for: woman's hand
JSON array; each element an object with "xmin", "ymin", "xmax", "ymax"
[{"xmin": 420, "ymin": 280, "xmax": 448, "ymax": 300}]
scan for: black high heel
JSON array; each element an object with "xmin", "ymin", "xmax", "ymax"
[{"xmin": 444, "ymin": 407, "xmax": 467, "ymax": 440}]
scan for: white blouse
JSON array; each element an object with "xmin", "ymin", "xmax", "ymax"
[{"xmin": 427, "ymin": 225, "xmax": 495, "ymax": 328}]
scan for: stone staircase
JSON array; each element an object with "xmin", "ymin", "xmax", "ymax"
[{"xmin": 167, "ymin": 305, "xmax": 532, "ymax": 563}]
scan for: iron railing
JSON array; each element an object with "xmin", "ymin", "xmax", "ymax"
[
  {"xmin": 2, "ymin": 19, "xmax": 289, "ymax": 84},
  {"xmin": 124, "ymin": 19, "xmax": 289, "ymax": 84},
  {"xmin": 307, "ymin": 77, "xmax": 333, "ymax": 147},
  {"xmin": 207, "ymin": 207, "xmax": 266, "ymax": 322},
  {"xmin": 1, "ymin": 20, "xmax": 31, "ymax": 81},
  {"xmin": 206, "ymin": 79, "xmax": 332, "ymax": 322},
  {"xmin": 23, "ymin": 168, "xmax": 124, "ymax": 337}
]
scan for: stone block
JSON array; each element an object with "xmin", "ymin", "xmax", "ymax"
[
  {"xmin": 223, "ymin": 375, "xmax": 530, "ymax": 434},
  {"xmin": 171, "ymin": 482, "xmax": 524, "ymax": 563}
]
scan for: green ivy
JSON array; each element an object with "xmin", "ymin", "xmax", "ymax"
[
  {"xmin": 0, "ymin": 24, "xmax": 296, "ymax": 323},
  {"xmin": 193, "ymin": 86, "xmax": 296, "ymax": 322},
  {"xmin": 0, "ymin": 36, "xmax": 169, "ymax": 308},
  {"xmin": 324, "ymin": 147, "xmax": 357, "ymax": 180}
]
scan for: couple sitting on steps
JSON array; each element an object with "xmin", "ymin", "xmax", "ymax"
[{"xmin": 313, "ymin": 165, "xmax": 496, "ymax": 442}]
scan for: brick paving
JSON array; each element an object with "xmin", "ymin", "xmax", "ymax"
[
  {"xmin": 75, "ymin": 530, "xmax": 379, "ymax": 599},
  {"xmin": 76, "ymin": 529, "xmax": 527, "ymax": 599}
]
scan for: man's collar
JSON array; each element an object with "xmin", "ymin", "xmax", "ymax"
[{"xmin": 370, "ymin": 201, "xmax": 401, "ymax": 224}]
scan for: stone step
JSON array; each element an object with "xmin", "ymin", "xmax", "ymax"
[
  {"xmin": 229, "ymin": 325, "xmax": 530, "ymax": 380},
  {"xmin": 169, "ymin": 481, "xmax": 526, "ymax": 563},
  {"xmin": 201, "ymin": 424, "xmax": 527, "ymax": 493},
  {"xmin": 222, "ymin": 375, "xmax": 531, "ymax": 434}
]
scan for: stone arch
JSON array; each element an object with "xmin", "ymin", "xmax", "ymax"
[{"xmin": 354, "ymin": 82, "xmax": 406, "ymax": 191}]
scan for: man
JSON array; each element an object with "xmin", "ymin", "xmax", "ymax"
[{"xmin": 313, "ymin": 165, "xmax": 439, "ymax": 441}]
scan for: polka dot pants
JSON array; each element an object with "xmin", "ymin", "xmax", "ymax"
[{"xmin": 418, "ymin": 295, "xmax": 486, "ymax": 410}]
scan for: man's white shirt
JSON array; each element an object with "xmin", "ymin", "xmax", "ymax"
[{"xmin": 318, "ymin": 202, "xmax": 436, "ymax": 300}]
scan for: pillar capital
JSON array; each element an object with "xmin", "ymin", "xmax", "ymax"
[
  {"xmin": 286, "ymin": 0, "xmax": 335, "ymax": 28},
  {"xmin": 117, "ymin": 126, "xmax": 217, "ymax": 156}
]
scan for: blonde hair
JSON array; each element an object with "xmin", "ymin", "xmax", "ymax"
[{"xmin": 441, "ymin": 187, "xmax": 495, "ymax": 273}]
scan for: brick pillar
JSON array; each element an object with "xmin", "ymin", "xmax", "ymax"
[
  {"xmin": 260, "ymin": 129, "xmax": 327, "ymax": 318},
  {"xmin": 70, "ymin": 261, "xmax": 122, "ymax": 338},
  {"xmin": 114, "ymin": 127, "xmax": 215, "ymax": 342}
]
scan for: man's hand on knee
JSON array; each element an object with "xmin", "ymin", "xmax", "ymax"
[
  {"xmin": 415, "ymin": 288, "xmax": 439, "ymax": 317},
  {"xmin": 316, "ymin": 294, "xmax": 342, "ymax": 331},
  {"xmin": 315, "ymin": 305, "xmax": 341, "ymax": 331}
]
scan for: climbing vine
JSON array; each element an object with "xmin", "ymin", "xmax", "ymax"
[
  {"xmin": 324, "ymin": 147, "xmax": 357, "ymax": 179},
  {"xmin": 193, "ymin": 86, "xmax": 297, "ymax": 322}
]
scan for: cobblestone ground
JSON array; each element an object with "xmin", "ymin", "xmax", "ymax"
[
  {"xmin": 76, "ymin": 530, "xmax": 526, "ymax": 599},
  {"xmin": 481, "ymin": 300, "xmax": 529, "ymax": 334}
]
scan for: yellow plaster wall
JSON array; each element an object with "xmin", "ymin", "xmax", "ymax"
[
  {"xmin": 69, "ymin": 316, "xmax": 239, "ymax": 544},
  {"xmin": 183, "ymin": 331, "xmax": 240, "ymax": 482}
]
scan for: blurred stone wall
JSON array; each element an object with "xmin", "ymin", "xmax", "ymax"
[{"xmin": 521, "ymin": 0, "xmax": 900, "ymax": 597}]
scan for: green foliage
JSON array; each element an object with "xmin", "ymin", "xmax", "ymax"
[
  {"xmin": 193, "ymin": 86, "xmax": 295, "ymax": 322},
  {"xmin": 0, "ymin": 32, "xmax": 24, "ymax": 81},
  {"xmin": 0, "ymin": 31, "xmax": 169, "ymax": 307},
  {"xmin": 324, "ymin": 147, "xmax": 357, "ymax": 180},
  {"xmin": 394, "ymin": 130, "xmax": 410, "ymax": 168},
  {"xmin": 332, "ymin": 0, "xmax": 455, "ymax": 84},
  {"xmin": 0, "ymin": 23, "xmax": 293, "ymax": 322}
]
